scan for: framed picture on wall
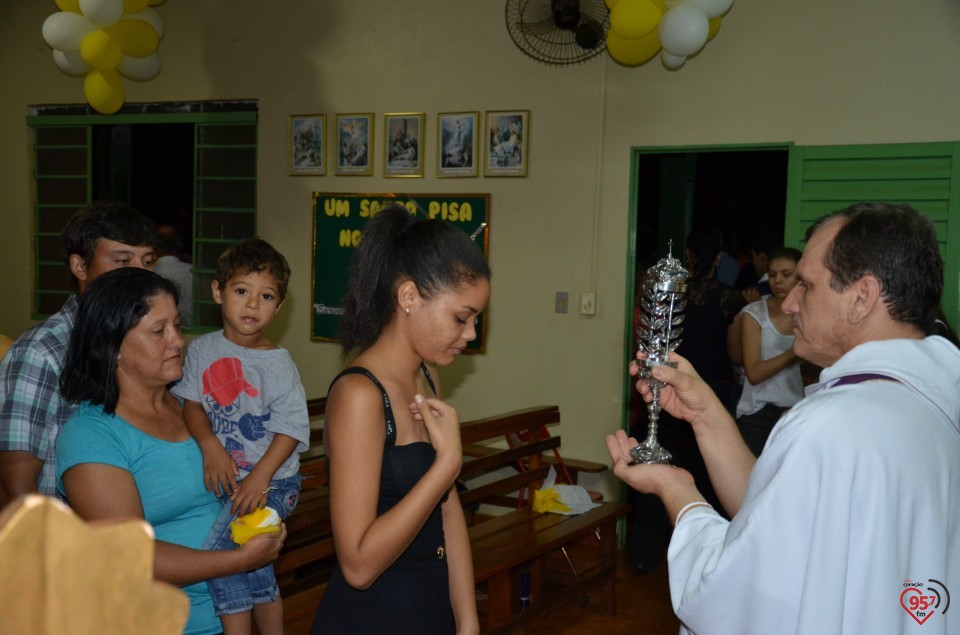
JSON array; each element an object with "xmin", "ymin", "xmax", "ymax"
[
  {"xmin": 335, "ymin": 113, "xmax": 374, "ymax": 176},
  {"xmin": 384, "ymin": 112, "xmax": 425, "ymax": 178},
  {"xmin": 437, "ymin": 112, "xmax": 478, "ymax": 178},
  {"xmin": 484, "ymin": 110, "xmax": 529, "ymax": 177},
  {"xmin": 289, "ymin": 114, "xmax": 325, "ymax": 175}
]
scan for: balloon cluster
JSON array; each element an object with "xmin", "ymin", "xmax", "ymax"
[
  {"xmin": 42, "ymin": 0, "xmax": 166, "ymax": 114},
  {"xmin": 605, "ymin": 0, "xmax": 732, "ymax": 69}
]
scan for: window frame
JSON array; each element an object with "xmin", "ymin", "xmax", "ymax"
[{"xmin": 28, "ymin": 101, "xmax": 259, "ymax": 331}]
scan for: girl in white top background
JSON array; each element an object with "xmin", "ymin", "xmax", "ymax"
[{"xmin": 736, "ymin": 247, "xmax": 805, "ymax": 456}]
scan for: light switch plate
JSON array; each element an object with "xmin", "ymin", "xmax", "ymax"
[{"xmin": 581, "ymin": 292, "xmax": 596, "ymax": 315}]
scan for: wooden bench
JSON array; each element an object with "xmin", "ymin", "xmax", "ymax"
[
  {"xmin": 279, "ymin": 400, "xmax": 627, "ymax": 634},
  {"xmin": 459, "ymin": 406, "xmax": 627, "ymax": 632},
  {"xmin": 461, "ymin": 404, "xmax": 608, "ymax": 506}
]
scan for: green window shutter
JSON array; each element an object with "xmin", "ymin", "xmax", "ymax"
[
  {"xmin": 785, "ymin": 142, "xmax": 960, "ymax": 328},
  {"xmin": 32, "ymin": 125, "xmax": 92, "ymax": 317},
  {"xmin": 193, "ymin": 116, "xmax": 258, "ymax": 328}
]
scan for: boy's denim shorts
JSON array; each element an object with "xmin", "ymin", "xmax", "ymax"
[{"xmin": 202, "ymin": 473, "xmax": 302, "ymax": 615}]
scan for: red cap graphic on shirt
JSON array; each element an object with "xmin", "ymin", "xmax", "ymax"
[{"xmin": 203, "ymin": 357, "xmax": 260, "ymax": 407}]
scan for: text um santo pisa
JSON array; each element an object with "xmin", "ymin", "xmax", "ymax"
[{"xmin": 324, "ymin": 198, "xmax": 474, "ymax": 223}]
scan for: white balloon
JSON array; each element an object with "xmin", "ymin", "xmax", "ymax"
[
  {"xmin": 118, "ymin": 52, "xmax": 161, "ymax": 80},
  {"xmin": 80, "ymin": 0, "xmax": 124, "ymax": 28},
  {"xmin": 659, "ymin": 5, "xmax": 709, "ymax": 57},
  {"xmin": 42, "ymin": 12, "xmax": 98, "ymax": 52},
  {"xmin": 661, "ymin": 50, "xmax": 686, "ymax": 69},
  {"xmin": 122, "ymin": 7, "xmax": 164, "ymax": 39},
  {"xmin": 53, "ymin": 48, "xmax": 91, "ymax": 76},
  {"xmin": 684, "ymin": 0, "xmax": 734, "ymax": 19}
]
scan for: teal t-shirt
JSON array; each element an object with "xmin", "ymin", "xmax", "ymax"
[{"xmin": 56, "ymin": 401, "xmax": 222, "ymax": 635}]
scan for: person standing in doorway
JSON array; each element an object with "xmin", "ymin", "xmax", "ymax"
[{"xmin": 153, "ymin": 224, "xmax": 193, "ymax": 329}]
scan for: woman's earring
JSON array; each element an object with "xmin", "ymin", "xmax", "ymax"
[{"xmin": 404, "ymin": 306, "xmax": 411, "ymax": 314}]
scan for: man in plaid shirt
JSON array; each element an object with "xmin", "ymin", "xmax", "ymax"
[{"xmin": 0, "ymin": 202, "xmax": 157, "ymax": 505}]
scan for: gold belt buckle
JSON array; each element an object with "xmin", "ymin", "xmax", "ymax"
[{"xmin": 437, "ymin": 545, "xmax": 445, "ymax": 560}]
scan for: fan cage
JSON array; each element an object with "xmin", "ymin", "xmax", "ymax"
[{"xmin": 506, "ymin": 0, "xmax": 611, "ymax": 66}]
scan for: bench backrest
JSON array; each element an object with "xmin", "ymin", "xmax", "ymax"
[{"xmin": 459, "ymin": 405, "xmax": 561, "ymax": 510}]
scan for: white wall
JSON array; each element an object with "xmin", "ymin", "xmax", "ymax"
[{"xmin": 3, "ymin": 0, "xmax": 959, "ymax": 498}]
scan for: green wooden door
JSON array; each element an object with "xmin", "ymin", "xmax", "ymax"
[{"xmin": 784, "ymin": 142, "xmax": 960, "ymax": 329}]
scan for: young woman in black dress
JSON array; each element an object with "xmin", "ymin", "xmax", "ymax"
[{"xmin": 311, "ymin": 205, "xmax": 489, "ymax": 634}]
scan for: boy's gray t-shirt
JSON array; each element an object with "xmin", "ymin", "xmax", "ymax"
[{"xmin": 171, "ymin": 330, "xmax": 310, "ymax": 480}]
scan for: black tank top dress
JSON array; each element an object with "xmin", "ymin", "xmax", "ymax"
[{"xmin": 310, "ymin": 367, "xmax": 454, "ymax": 634}]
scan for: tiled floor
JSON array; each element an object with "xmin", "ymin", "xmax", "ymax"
[{"xmin": 503, "ymin": 549, "xmax": 680, "ymax": 634}]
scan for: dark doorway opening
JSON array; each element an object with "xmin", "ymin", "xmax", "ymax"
[
  {"xmin": 624, "ymin": 148, "xmax": 791, "ymax": 571},
  {"xmin": 92, "ymin": 122, "xmax": 195, "ymax": 261},
  {"xmin": 635, "ymin": 148, "xmax": 789, "ymax": 281},
  {"xmin": 628, "ymin": 146, "xmax": 790, "ymax": 434}
]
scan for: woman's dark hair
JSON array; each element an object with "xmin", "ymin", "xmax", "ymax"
[
  {"xmin": 338, "ymin": 204, "xmax": 490, "ymax": 355},
  {"xmin": 60, "ymin": 268, "xmax": 179, "ymax": 414},
  {"xmin": 685, "ymin": 227, "xmax": 723, "ymax": 279},
  {"xmin": 806, "ymin": 202, "xmax": 943, "ymax": 332}
]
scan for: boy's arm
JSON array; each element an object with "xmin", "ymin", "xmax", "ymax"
[
  {"xmin": 229, "ymin": 355, "xmax": 309, "ymax": 515},
  {"xmin": 231, "ymin": 433, "xmax": 299, "ymax": 516},
  {"xmin": 182, "ymin": 399, "xmax": 238, "ymax": 497}
]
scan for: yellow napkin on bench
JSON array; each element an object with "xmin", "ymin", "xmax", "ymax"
[{"xmin": 532, "ymin": 467, "xmax": 602, "ymax": 515}]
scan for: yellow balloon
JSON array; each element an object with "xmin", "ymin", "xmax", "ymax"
[
  {"xmin": 106, "ymin": 19, "xmax": 159, "ymax": 57},
  {"xmin": 127, "ymin": 7, "xmax": 164, "ymax": 39},
  {"xmin": 80, "ymin": 30, "xmax": 122, "ymax": 71},
  {"xmin": 610, "ymin": 0, "xmax": 663, "ymax": 40},
  {"xmin": 123, "ymin": 0, "xmax": 149, "ymax": 12},
  {"xmin": 707, "ymin": 16, "xmax": 722, "ymax": 41},
  {"xmin": 606, "ymin": 28, "xmax": 661, "ymax": 66},
  {"xmin": 55, "ymin": 0, "xmax": 82, "ymax": 13},
  {"xmin": 84, "ymin": 69, "xmax": 125, "ymax": 114}
]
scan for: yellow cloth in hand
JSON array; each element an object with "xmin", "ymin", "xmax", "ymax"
[{"xmin": 230, "ymin": 507, "xmax": 281, "ymax": 545}]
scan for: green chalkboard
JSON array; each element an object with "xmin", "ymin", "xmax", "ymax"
[{"xmin": 311, "ymin": 192, "xmax": 490, "ymax": 352}]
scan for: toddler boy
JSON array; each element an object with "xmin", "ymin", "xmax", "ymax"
[{"xmin": 172, "ymin": 237, "xmax": 309, "ymax": 635}]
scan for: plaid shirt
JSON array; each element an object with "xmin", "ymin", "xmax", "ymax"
[{"xmin": 0, "ymin": 295, "xmax": 79, "ymax": 497}]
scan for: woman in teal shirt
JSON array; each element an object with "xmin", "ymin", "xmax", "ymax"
[{"xmin": 56, "ymin": 268, "xmax": 286, "ymax": 634}]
